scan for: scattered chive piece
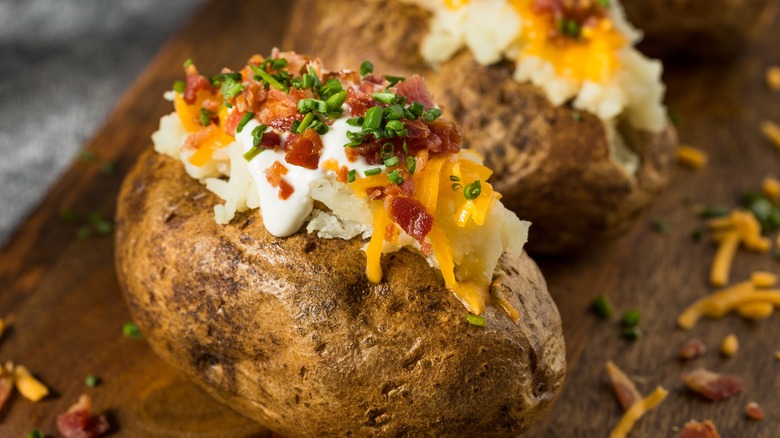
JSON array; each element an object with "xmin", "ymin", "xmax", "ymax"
[
  {"xmin": 387, "ymin": 170, "xmax": 403, "ymax": 185},
  {"xmin": 199, "ymin": 108, "xmax": 214, "ymax": 126},
  {"xmin": 243, "ymin": 147, "xmax": 263, "ymax": 162},
  {"xmin": 668, "ymin": 108, "xmax": 682, "ymax": 127},
  {"xmin": 691, "ymin": 228, "xmax": 704, "ymax": 242},
  {"xmin": 61, "ymin": 210, "xmax": 78, "ymax": 224},
  {"xmin": 251, "ymin": 124, "xmax": 268, "ymax": 147},
  {"xmin": 466, "ymin": 314, "xmax": 486, "ymax": 327},
  {"xmin": 346, "ymin": 117, "xmax": 364, "ymax": 127},
  {"xmin": 95, "ymin": 220, "xmax": 114, "ymax": 236},
  {"xmin": 385, "ymin": 75, "xmax": 405, "ymax": 86},
  {"xmin": 406, "ymin": 156, "xmax": 416, "ymax": 174},
  {"xmin": 464, "ymin": 181, "xmax": 482, "ymax": 200},
  {"xmin": 698, "ymin": 205, "xmax": 730, "ymax": 218},
  {"xmin": 360, "ymin": 60, "xmax": 374, "ymax": 77},
  {"xmin": 236, "ymin": 112, "xmax": 255, "ymax": 133},
  {"xmin": 422, "ymin": 108, "xmax": 442, "ymax": 122},
  {"xmin": 183, "ymin": 58, "xmax": 193, "ymax": 68},
  {"xmin": 173, "ymin": 80, "xmax": 186, "ymax": 94},
  {"xmin": 347, "ymin": 169, "xmax": 356, "ymax": 183},
  {"xmin": 590, "ymin": 294, "xmax": 613, "ymax": 318},
  {"xmin": 251, "ymin": 65, "xmax": 288, "ymax": 92},
  {"xmin": 100, "ymin": 161, "xmax": 117, "ymax": 176},
  {"xmin": 123, "ymin": 322, "xmax": 142, "ymax": 339},
  {"xmin": 85, "ymin": 375, "xmax": 100, "ymax": 388},
  {"xmin": 78, "ymin": 150, "xmax": 96, "ymax": 163},
  {"xmin": 28, "ymin": 430, "xmax": 44, "ymax": 438},
  {"xmin": 451, "ymin": 183, "xmax": 463, "ymax": 191},
  {"xmin": 380, "ymin": 142, "xmax": 395, "ymax": 159},
  {"xmin": 385, "ymin": 120, "xmax": 405, "ymax": 132},
  {"xmin": 622, "ymin": 326, "xmax": 642, "ymax": 341},
  {"xmin": 364, "ymin": 168, "xmax": 381, "ymax": 176},
  {"xmin": 372, "ymin": 92, "xmax": 396, "ymax": 104},
  {"xmin": 363, "ymin": 106, "xmax": 383, "ymax": 130},
  {"xmin": 621, "ymin": 309, "xmax": 641, "ymax": 327},
  {"xmin": 76, "ymin": 226, "xmax": 91, "ymax": 240},
  {"xmin": 297, "ymin": 112, "xmax": 315, "ymax": 133},
  {"xmin": 449, "ymin": 175, "xmax": 461, "ymax": 182},
  {"xmin": 269, "ymin": 58, "xmax": 288, "ymax": 70},
  {"xmin": 572, "ymin": 111, "xmax": 582, "ymax": 123},
  {"xmin": 651, "ymin": 217, "xmax": 669, "ymax": 234},
  {"xmin": 408, "ymin": 102, "xmax": 424, "ymax": 118},
  {"xmin": 597, "ymin": 0, "xmax": 610, "ymax": 7},
  {"xmin": 384, "ymin": 156, "xmax": 399, "ymax": 167},
  {"xmin": 326, "ymin": 90, "xmax": 347, "ymax": 113}
]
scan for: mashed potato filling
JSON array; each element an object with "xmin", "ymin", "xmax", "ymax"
[{"xmin": 153, "ymin": 52, "xmax": 530, "ymax": 316}]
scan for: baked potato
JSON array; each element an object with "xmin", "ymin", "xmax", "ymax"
[
  {"xmin": 115, "ymin": 53, "xmax": 566, "ymax": 436},
  {"xmin": 622, "ymin": 0, "xmax": 779, "ymax": 58},
  {"xmin": 284, "ymin": 0, "xmax": 678, "ymax": 254}
]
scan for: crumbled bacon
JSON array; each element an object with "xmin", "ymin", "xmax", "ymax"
[
  {"xmin": 256, "ymin": 88, "xmax": 305, "ymax": 127},
  {"xmin": 394, "ymin": 75, "xmax": 435, "ymax": 110},
  {"xmin": 0, "ymin": 370, "xmax": 12, "ymax": 414},
  {"xmin": 284, "ymin": 128, "xmax": 323, "ymax": 170},
  {"xmin": 224, "ymin": 110, "xmax": 246, "ymax": 136},
  {"xmin": 279, "ymin": 180, "xmax": 294, "ymax": 200},
  {"xmin": 390, "ymin": 197, "xmax": 434, "ymax": 244},
  {"xmin": 681, "ymin": 368, "xmax": 743, "ymax": 402},
  {"xmin": 605, "ymin": 361, "xmax": 642, "ymax": 411},
  {"xmin": 678, "ymin": 339, "xmax": 706, "ymax": 361},
  {"xmin": 679, "ymin": 420, "xmax": 720, "ymax": 438},
  {"xmin": 235, "ymin": 81, "xmax": 268, "ymax": 114},
  {"xmin": 183, "ymin": 125, "xmax": 217, "ymax": 150},
  {"xmin": 745, "ymin": 402, "xmax": 764, "ymax": 421},
  {"xmin": 346, "ymin": 87, "xmax": 380, "ymax": 117},
  {"xmin": 265, "ymin": 161, "xmax": 288, "ymax": 187},
  {"xmin": 184, "ymin": 65, "xmax": 212, "ymax": 104},
  {"xmin": 57, "ymin": 394, "xmax": 110, "ymax": 438},
  {"xmin": 260, "ymin": 131, "xmax": 282, "ymax": 148}
]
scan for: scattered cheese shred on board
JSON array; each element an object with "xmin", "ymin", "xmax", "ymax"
[
  {"xmin": 609, "ymin": 387, "xmax": 668, "ymax": 438},
  {"xmin": 708, "ymin": 211, "xmax": 771, "ymax": 286},
  {"xmin": 761, "ymin": 120, "xmax": 780, "ymax": 150},
  {"xmin": 13, "ymin": 365, "xmax": 49, "ymax": 402},
  {"xmin": 720, "ymin": 334, "xmax": 739, "ymax": 357},
  {"xmin": 767, "ymin": 66, "xmax": 780, "ymax": 91},
  {"xmin": 676, "ymin": 145, "xmax": 708, "ymax": 169},
  {"xmin": 605, "ymin": 361, "xmax": 642, "ymax": 411},
  {"xmin": 763, "ymin": 176, "xmax": 780, "ymax": 202}
]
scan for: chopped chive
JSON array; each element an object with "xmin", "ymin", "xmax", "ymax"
[
  {"xmin": 309, "ymin": 119, "xmax": 329, "ymax": 135},
  {"xmin": 173, "ymin": 80, "xmax": 186, "ymax": 94},
  {"xmin": 385, "ymin": 120, "xmax": 404, "ymax": 132},
  {"xmin": 387, "ymin": 169, "xmax": 403, "ymax": 185},
  {"xmin": 210, "ymin": 72, "xmax": 242, "ymax": 85},
  {"xmin": 236, "ymin": 112, "xmax": 255, "ymax": 133},
  {"xmin": 302, "ymin": 73, "xmax": 315, "ymax": 89},
  {"xmin": 251, "ymin": 124, "xmax": 268, "ymax": 147},
  {"xmin": 347, "ymin": 169, "xmax": 356, "ymax": 183},
  {"xmin": 564, "ymin": 19, "xmax": 581, "ymax": 38},
  {"xmin": 384, "ymin": 156, "xmax": 399, "ymax": 167},
  {"xmin": 449, "ymin": 175, "xmax": 461, "ymax": 182},
  {"xmin": 61, "ymin": 210, "xmax": 78, "ymax": 224},
  {"xmin": 346, "ymin": 117, "xmax": 364, "ymax": 127},
  {"xmin": 385, "ymin": 75, "xmax": 405, "ymax": 86},
  {"xmin": 380, "ymin": 142, "xmax": 395, "ymax": 159},
  {"xmin": 622, "ymin": 326, "xmax": 642, "ymax": 341},
  {"xmin": 408, "ymin": 102, "xmax": 424, "ymax": 118},
  {"xmin": 363, "ymin": 106, "xmax": 383, "ymax": 130},
  {"xmin": 297, "ymin": 112, "xmax": 315, "ymax": 133},
  {"xmin": 318, "ymin": 78, "xmax": 343, "ymax": 100},
  {"xmin": 123, "ymin": 322, "xmax": 142, "ymax": 339},
  {"xmin": 364, "ymin": 168, "xmax": 382, "ymax": 176},
  {"xmin": 597, "ymin": 0, "xmax": 610, "ymax": 7},
  {"xmin": 270, "ymin": 58, "xmax": 288, "ymax": 70},
  {"xmin": 243, "ymin": 147, "xmax": 263, "ymax": 162},
  {"xmin": 422, "ymin": 108, "xmax": 442, "ymax": 122},
  {"xmin": 28, "ymin": 430, "xmax": 44, "ymax": 438},
  {"xmin": 326, "ymin": 90, "xmax": 347, "ymax": 113},
  {"xmin": 78, "ymin": 150, "xmax": 96, "ymax": 163},
  {"xmin": 199, "ymin": 108, "xmax": 214, "ymax": 126},
  {"xmin": 621, "ymin": 309, "xmax": 641, "ymax": 327},
  {"xmin": 698, "ymin": 205, "xmax": 730, "ymax": 218},
  {"xmin": 183, "ymin": 58, "xmax": 193, "ymax": 68},
  {"xmin": 95, "ymin": 220, "xmax": 114, "ymax": 236},
  {"xmin": 406, "ymin": 156, "xmax": 416, "ymax": 174},
  {"xmin": 651, "ymin": 217, "xmax": 669, "ymax": 234},
  {"xmin": 251, "ymin": 65, "xmax": 289, "ymax": 92},
  {"xmin": 297, "ymin": 98, "xmax": 328, "ymax": 114},
  {"xmin": 100, "ymin": 161, "xmax": 117, "ymax": 176},
  {"xmin": 466, "ymin": 314, "xmax": 486, "ymax": 327},
  {"xmin": 85, "ymin": 375, "xmax": 100, "ymax": 387},
  {"xmin": 383, "ymin": 104, "xmax": 404, "ymax": 121},
  {"xmin": 372, "ymin": 92, "xmax": 397, "ymax": 104},
  {"xmin": 572, "ymin": 111, "xmax": 582, "ymax": 123},
  {"xmin": 463, "ymin": 180, "xmax": 482, "ymax": 200},
  {"xmin": 221, "ymin": 79, "xmax": 244, "ymax": 99},
  {"xmin": 451, "ymin": 183, "xmax": 462, "ymax": 191},
  {"xmin": 590, "ymin": 294, "xmax": 613, "ymax": 318},
  {"xmin": 360, "ymin": 60, "xmax": 374, "ymax": 77},
  {"xmin": 76, "ymin": 226, "xmax": 91, "ymax": 240}
]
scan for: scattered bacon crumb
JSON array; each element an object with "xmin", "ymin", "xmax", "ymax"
[
  {"xmin": 57, "ymin": 394, "xmax": 111, "ymax": 438},
  {"xmin": 680, "ymin": 420, "xmax": 720, "ymax": 438},
  {"xmin": 681, "ymin": 368, "xmax": 743, "ymax": 402},
  {"xmin": 605, "ymin": 361, "xmax": 642, "ymax": 411},
  {"xmin": 745, "ymin": 402, "xmax": 765, "ymax": 421},
  {"xmin": 678, "ymin": 340, "xmax": 706, "ymax": 361}
]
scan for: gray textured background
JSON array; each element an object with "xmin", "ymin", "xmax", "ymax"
[{"xmin": 0, "ymin": 0, "xmax": 203, "ymax": 245}]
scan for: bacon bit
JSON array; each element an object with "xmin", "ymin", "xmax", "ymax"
[
  {"xmin": 183, "ymin": 125, "xmax": 217, "ymax": 151},
  {"xmin": 235, "ymin": 81, "xmax": 268, "ymax": 114},
  {"xmin": 394, "ymin": 75, "xmax": 435, "ymax": 110},
  {"xmin": 260, "ymin": 131, "xmax": 281, "ymax": 149},
  {"xmin": 346, "ymin": 87, "xmax": 380, "ymax": 117},
  {"xmin": 384, "ymin": 223, "xmax": 399, "ymax": 243},
  {"xmin": 681, "ymin": 368, "xmax": 743, "ymax": 402},
  {"xmin": 57, "ymin": 394, "xmax": 111, "ymax": 438},
  {"xmin": 224, "ymin": 110, "xmax": 246, "ymax": 136},
  {"xmin": 256, "ymin": 87, "xmax": 304, "ymax": 127},
  {"xmin": 426, "ymin": 119, "xmax": 463, "ymax": 155},
  {"xmin": 680, "ymin": 420, "xmax": 720, "ymax": 438},
  {"xmin": 265, "ymin": 161, "xmax": 288, "ymax": 187},
  {"xmin": 390, "ymin": 197, "xmax": 434, "ymax": 244},
  {"xmin": 745, "ymin": 402, "xmax": 765, "ymax": 421},
  {"xmin": 678, "ymin": 340, "xmax": 706, "ymax": 361},
  {"xmin": 605, "ymin": 361, "xmax": 642, "ymax": 411},
  {"xmin": 184, "ymin": 65, "xmax": 212, "ymax": 105},
  {"xmin": 278, "ymin": 180, "xmax": 294, "ymax": 200},
  {"xmin": 284, "ymin": 128, "xmax": 323, "ymax": 170},
  {"xmin": 0, "ymin": 364, "xmax": 13, "ymax": 414},
  {"xmin": 336, "ymin": 165, "xmax": 349, "ymax": 183}
]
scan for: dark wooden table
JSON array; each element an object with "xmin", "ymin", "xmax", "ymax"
[{"xmin": 1, "ymin": 1, "xmax": 778, "ymax": 436}]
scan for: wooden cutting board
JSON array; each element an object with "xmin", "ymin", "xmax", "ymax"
[{"xmin": 1, "ymin": 0, "xmax": 778, "ymax": 436}]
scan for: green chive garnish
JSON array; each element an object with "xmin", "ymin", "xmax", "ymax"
[
  {"xmin": 372, "ymin": 92, "xmax": 396, "ymax": 104},
  {"xmin": 651, "ymin": 217, "xmax": 669, "ymax": 234},
  {"xmin": 364, "ymin": 168, "xmax": 381, "ymax": 176},
  {"xmin": 360, "ymin": 60, "xmax": 374, "ymax": 77},
  {"xmin": 251, "ymin": 65, "xmax": 289, "ymax": 92},
  {"xmin": 243, "ymin": 147, "xmax": 263, "ymax": 162},
  {"xmin": 347, "ymin": 169, "xmax": 356, "ymax": 183},
  {"xmin": 422, "ymin": 108, "xmax": 442, "ymax": 122},
  {"xmin": 100, "ymin": 161, "xmax": 117, "ymax": 176},
  {"xmin": 408, "ymin": 102, "xmax": 424, "ymax": 118},
  {"xmin": 95, "ymin": 220, "xmax": 114, "ymax": 236},
  {"xmin": 326, "ymin": 90, "xmax": 347, "ymax": 113},
  {"xmin": 622, "ymin": 326, "xmax": 642, "ymax": 341},
  {"xmin": 406, "ymin": 156, "xmax": 416, "ymax": 174},
  {"xmin": 385, "ymin": 120, "xmax": 404, "ymax": 132},
  {"xmin": 451, "ymin": 183, "xmax": 463, "ymax": 191},
  {"xmin": 363, "ymin": 106, "xmax": 383, "ymax": 130},
  {"xmin": 449, "ymin": 175, "xmax": 461, "ymax": 182},
  {"xmin": 621, "ymin": 309, "xmax": 641, "ymax": 327},
  {"xmin": 61, "ymin": 210, "xmax": 78, "ymax": 224},
  {"xmin": 699, "ymin": 205, "xmax": 730, "ymax": 218},
  {"xmin": 251, "ymin": 124, "xmax": 268, "ymax": 147},
  {"xmin": 76, "ymin": 226, "xmax": 91, "ymax": 240},
  {"xmin": 387, "ymin": 170, "xmax": 403, "ymax": 185},
  {"xmin": 173, "ymin": 80, "xmax": 186, "ymax": 94},
  {"xmin": 466, "ymin": 314, "xmax": 486, "ymax": 327},
  {"xmin": 123, "ymin": 322, "xmax": 142, "ymax": 339},
  {"xmin": 85, "ymin": 375, "xmax": 100, "ymax": 387},
  {"xmin": 78, "ymin": 150, "xmax": 96, "ymax": 163},
  {"xmin": 384, "ymin": 156, "xmax": 399, "ymax": 167},
  {"xmin": 28, "ymin": 430, "xmax": 44, "ymax": 438},
  {"xmin": 572, "ymin": 111, "xmax": 582, "ymax": 123},
  {"xmin": 297, "ymin": 112, "xmax": 315, "ymax": 133},
  {"xmin": 199, "ymin": 108, "xmax": 214, "ymax": 126},
  {"xmin": 236, "ymin": 112, "xmax": 255, "ymax": 133},
  {"xmin": 346, "ymin": 117, "xmax": 364, "ymax": 127},
  {"xmin": 183, "ymin": 58, "xmax": 193, "ymax": 68},
  {"xmin": 385, "ymin": 75, "xmax": 405, "ymax": 86},
  {"xmin": 590, "ymin": 294, "xmax": 613, "ymax": 319},
  {"xmin": 464, "ymin": 181, "xmax": 482, "ymax": 200}
]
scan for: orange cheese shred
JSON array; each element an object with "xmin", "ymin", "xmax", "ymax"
[
  {"xmin": 609, "ymin": 387, "xmax": 668, "ymax": 438},
  {"xmin": 174, "ymin": 93, "xmax": 200, "ymax": 133},
  {"xmin": 365, "ymin": 202, "xmax": 389, "ymax": 283}
]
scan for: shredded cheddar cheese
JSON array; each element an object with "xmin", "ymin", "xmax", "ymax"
[
  {"xmin": 708, "ymin": 211, "xmax": 771, "ymax": 286},
  {"xmin": 676, "ymin": 145, "xmax": 708, "ymax": 169},
  {"xmin": 752, "ymin": 271, "xmax": 778, "ymax": 287},
  {"xmin": 720, "ymin": 334, "xmax": 739, "ymax": 357},
  {"xmin": 609, "ymin": 387, "xmax": 669, "ymax": 438},
  {"xmin": 763, "ymin": 177, "xmax": 780, "ymax": 202},
  {"xmin": 14, "ymin": 365, "xmax": 49, "ymax": 402},
  {"xmin": 737, "ymin": 301, "xmax": 775, "ymax": 320},
  {"xmin": 767, "ymin": 66, "xmax": 780, "ymax": 91},
  {"xmin": 762, "ymin": 120, "xmax": 780, "ymax": 150}
]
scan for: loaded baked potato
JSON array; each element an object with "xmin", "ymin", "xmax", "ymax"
[
  {"xmin": 115, "ymin": 52, "xmax": 566, "ymax": 437},
  {"xmin": 285, "ymin": 0, "xmax": 677, "ymax": 254},
  {"xmin": 622, "ymin": 0, "xmax": 779, "ymax": 58}
]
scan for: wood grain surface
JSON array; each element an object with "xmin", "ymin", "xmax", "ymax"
[{"xmin": 1, "ymin": 0, "xmax": 778, "ymax": 436}]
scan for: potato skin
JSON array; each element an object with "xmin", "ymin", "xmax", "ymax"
[
  {"xmin": 622, "ymin": 0, "xmax": 779, "ymax": 58},
  {"xmin": 283, "ymin": 0, "xmax": 677, "ymax": 254},
  {"xmin": 115, "ymin": 150, "xmax": 566, "ymax": 437}
]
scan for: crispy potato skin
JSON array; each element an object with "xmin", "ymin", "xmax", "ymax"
[
  {"xmin": 115, "ymin": 150, "xmax": 566, "ymax": 437},
  {"xmin": 283, "ymin": 0, "xmax": 677, "ymax": 254},
  {"xmin": 622, "ymin": 0, "xmax": 779, "ymax": 58}
]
